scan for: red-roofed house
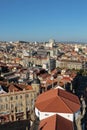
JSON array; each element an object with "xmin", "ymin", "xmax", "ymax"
[
  {"xmin": 35, "ymin": 88, "xmax": 81, "ymax": 122},
  {"xmin": 39, "ymin": 114, "xmax": 74, "ymax": 130}
]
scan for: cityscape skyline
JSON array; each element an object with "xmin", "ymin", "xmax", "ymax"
[{"xmin": 0, "ymin": 0, "xmax": 87, "ymax": 42}]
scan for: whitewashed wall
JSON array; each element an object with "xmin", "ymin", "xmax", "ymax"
[{"xmin": 35, "ymin": 107, "xmax": 74, "ymax": 121}]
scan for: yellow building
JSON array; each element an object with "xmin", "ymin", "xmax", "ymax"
[{"xmin": 0, "ymin": 89, "xmax": 37, "ymax": 124}]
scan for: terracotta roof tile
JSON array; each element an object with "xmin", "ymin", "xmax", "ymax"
[
  {"xmin": 14, "ymin": 57, "xmax": 21, "ymax": 61},
  {"xmin": 25, "ymin": 85, "xmax": 33, "ymax": 90},
  {"xmin": 35, "ymin": 88, "xmax": 80, "ymax": 113},
  {"xmin": 8, "ymin": 84, "xmax": 19, "ymax": 92},
  {"xmin": 39, "ymin": 114, "xmax": 74, "ymax": 130}
]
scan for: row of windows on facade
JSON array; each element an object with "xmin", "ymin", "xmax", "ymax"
[
  {"xmin": 0, "ymin": 99, "xmax": 34, "ymax": 112},
  {"xmin": 60, "ymin": 63, "xmax": 82, "ymax": 67},
  {"xmin": 0, "ymin": 106, "xmax": 34, "ymax": 113},
  {"xmin": 0, "ymin": 93, "xmax": 36, "ymax": 102}
]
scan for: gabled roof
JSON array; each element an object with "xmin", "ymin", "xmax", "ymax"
[
  {"xmin": 35, "ymin": 88, "xmax": 80, "ymax": 113},
  {"xmin": 25, "ymin": 85, "xmax": 33, "ymax": 90},
  {"xmin": 8, "ymin": 84, "xmax": 19, "ymax": 92},
  {"xmin": 39, "ymin": 114, "xmax": 74, "ymax": 130}
]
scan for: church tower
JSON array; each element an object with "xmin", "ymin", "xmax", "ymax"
[{"xmin": 31, "ymin": 73, "xmax": 40, "ymax": 95}]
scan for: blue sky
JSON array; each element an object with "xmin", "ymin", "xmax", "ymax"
[{"xmin": 0, "ymin": 0, "xmax": 87, "ymax": 42}]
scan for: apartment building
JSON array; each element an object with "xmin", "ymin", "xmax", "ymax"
[
  {"xmin": 0, "ymin": 89, "xmax": 37, "ymax": 124},
  {"xmin": 57, "ymin": 60, "xmax": 82, "ymax": 69}
]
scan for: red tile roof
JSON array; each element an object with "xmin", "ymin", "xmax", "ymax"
[
  {"xmin": 8, "ymin": 84, "xmax": 19, "ymax": 92},
  {"xmin": 25, "ymin": 85, "xmax": 33, "ymax": 90},
  {"xmin": 14, "ymin": 57, "xmax": 21, "ymax": 61},
  {"xmin": 39, "ymin": 114, "xmax": 74, "ymax": 130},
  {"xmin": 35, "ymin": 88, "xmax": 80, "ymax": 113}
]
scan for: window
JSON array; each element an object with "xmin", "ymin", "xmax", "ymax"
[
  {"xmin": 67, "ymin": 115, "xmax": 70, "ymax": 117},
  {"xmin": 15, "ymin": 95, "xmax": 18, "ymax": 99},
  {"xmin": 26, "ymin": 94, "xmax": 29, "ymax": 98},
  {"xmin": 38, "ymin": 111, "xmax": 40, "ymax": 115},
  {"xmin": 15, "ymin": 106, "xmax": 18, "ymax": 112},
  {"xmin": 11, "ymin": 104, "xmax": 14, "ymax": 109},
  {"xmin": 20, "ymin": 95, "xmax": 22, "ymax": 99},
  {"xmin": 5, "ymin": 97, "xmax": 8, "ymax": 102},
  {"xmin": 6, "ymin": 104, "xmax": 9, "ymax": 109},
  {"xmin": 31, "ymin": 99, "xmax": 34, "ymax": 104},
  {"xmin": 1, "ymin": 105, "xmax": 4, "ymax": 110},
  {"xmin": 45, "ymin": 114, "xmax": 49, "ymax": 116},
  {"xmin": 0, "ymin": 98, "xmax": 2, "ymax": 102},
  {"xmin": 10, "ymin": 96, "xmax": 13, "ymax": 100}
]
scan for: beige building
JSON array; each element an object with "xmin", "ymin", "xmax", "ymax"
[
  {"xmin": 0, "ymin": 89, "xmax": 37, "ymax": 124},
  {"xmin": 57, "ymin": 60, "xmax": 82, "ymax": 70},
  {"xmin": 31, "ymin": 75, "xmax": 41, "ymax": 95}
]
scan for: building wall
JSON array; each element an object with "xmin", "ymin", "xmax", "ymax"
[
  {"xmin": 31, "ymin": 83, "xmax": 40, "ymax": 95},
  {"xmin": 0, "ymin": 89, "xmax": 37, "ymax": 123},
  {"xmin": 74, "ymin": 110, "xmax": 81, "ymax": 120},
  {"xmin": 35, "ymin": 108, "xmax": 73, "ymax": 121},
  {"xmin": 49, "ymin": 58, "xmax": 56, "ymax": 71},
  {"xmin": 57, "ymin": 60, "xmax": 82, "ymax": 69}
]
